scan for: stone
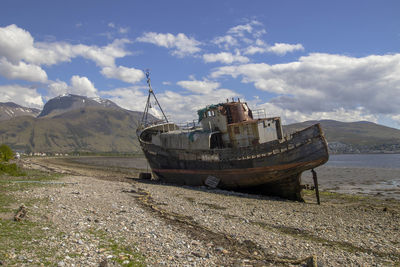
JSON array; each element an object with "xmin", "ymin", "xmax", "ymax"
[{"xmin": 98, "ymin": 259, "xmax": 108, "ymax": 267}]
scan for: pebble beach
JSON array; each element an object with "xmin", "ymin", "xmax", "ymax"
[{"xmin": 1, "ymin": 156, "xmax": 399, "ymax": 266}]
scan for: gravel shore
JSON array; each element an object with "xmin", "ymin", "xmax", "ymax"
[{"xmin": 4, "ymin": 157, "xmax": 400, "ymax": 266}]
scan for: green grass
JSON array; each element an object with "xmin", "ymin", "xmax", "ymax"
[
  {"xmin": 0, "ymin": 219, "xmax": 58, "ymax": 265},
  {"xmin": 87, "ymin": 228, "xmax": 145, "ymax": 267},
  {"xmin": 0, "ymin": 167, "xmax": 64, "ymax": 265}
]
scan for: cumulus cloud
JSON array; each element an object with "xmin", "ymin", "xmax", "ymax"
[
  {"xmin": 101, "ymin": 80, "xmax": 239, "ymax": 122},
  {"xmin": 69, "ymin": 75, "xmax": 98, "ymax": 97},
  {"xmin": 0, "ymin": 84, "xmax": 44, "ymax": 108},
  {"xmin": 47, "ymin": 80, "xmax": 68, "ymax": 98},
  {"xmin": 211, "ymin": 20, "xmax": 266, "ymax": 51},
  {"xmin": 0, "ymin": 57, "xmax": 47, "ymax": 82},
  {"xmin": 177, "ymin": 79, "xmax": 220, "ymax": 94},
  {"xmin": 267, "ymin": 43, "xmax": 304, "ymax": 55},
  {"xmin": 210, "ymin": 21, "xmax": 303, "ymax": 59},
  {"xmin": 47, "ymin": 76, "xmax": 98, "ymax": 98},
  {"xmin": 101, "ymin": 66, "xmax": 144, "ymax": 84},
  {"xmin": 155, "ymin": 88, "xmax": 239, "ymax": 122},
  {"xmin": 137, "ymin": 32, "xmax": 201, "ymax": 57},
  {"xmin": 203, "ymin": 52, "xmax": 249, "ymax": 64},
  {"xmin": 211, "ymin": 53, "xmax": 400, "ymax": 122},
  {"xmin": 212, "ymin": 35, "xmax": 238, "ymax": 49},
  {"xmin": 227, "ymin": 20, "xmax": 263, "ymax": 37},
  {"xmin": 244, "ymin": 42, "xmax": 304, "ymax": 56},
  {"xmin": 0, "ymin": 24, "xmax": 141, "ymax": 85},
  {"xmin": 100, "ymin": 86, "xmax": 149, "ymax": 112}
]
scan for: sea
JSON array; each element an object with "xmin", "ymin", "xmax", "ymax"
[
  {"xmin": 326, "ymin": 153, "xmax": 400, "ymax": 169},
  {"xmin": 312, "ymin": 153, "xmax": 400, "ymax": 199}
]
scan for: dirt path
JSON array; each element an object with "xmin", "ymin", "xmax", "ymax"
[{"xmin": 15, "ymin": 157, "xmax": 400, "ymax": 266}]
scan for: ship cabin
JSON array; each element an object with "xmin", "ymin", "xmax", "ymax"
[
  {"xmin": 140, "ymin": 99, "xmax": 283, "ymax": 151},
  {"xmin": 198, "ymin": 99, "xmax": 283, "ymax": 149}
]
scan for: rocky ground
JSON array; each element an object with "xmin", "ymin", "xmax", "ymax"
[{"xmin": 1, "ymin": 156, "xmax": 400, "ymax": 266}]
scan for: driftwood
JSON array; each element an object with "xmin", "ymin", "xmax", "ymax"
[{"xmin": 14, "ymin": 204, "xmax": 27, "ymax": 221}]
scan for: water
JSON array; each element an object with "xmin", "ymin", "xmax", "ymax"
[
  {"xmin": 326, "ymin": 153, "xmax": 400, "ymax": 169},
  {"xmin": 309, "ymin": 154, "xmax": 400, "ymax": 199}
]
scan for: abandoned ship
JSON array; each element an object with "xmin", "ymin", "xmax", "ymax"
[{"xmin": 137, "ymin": 73, "xmax": 329, "ymax": 201}]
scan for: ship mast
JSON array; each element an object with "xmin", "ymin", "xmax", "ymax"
[{"xmin": 141, "ymin": 70, "xmax": 169, "ymax": 127}]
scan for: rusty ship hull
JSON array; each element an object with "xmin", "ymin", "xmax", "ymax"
[{"xmin": 139, "ymin": 123, "xmax": 328, "ymax": 200}]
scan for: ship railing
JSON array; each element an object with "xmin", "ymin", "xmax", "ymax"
[
  {"xmin": 252, "ymin": 109, "xmax": 267, "ymax": 119},
  {"xmin": 140, "ymin": 118, "xmax": 169, "ymax": 129},
  {"xmin": 175, "ymin": 120, "xmax": 202, "ymax": 132}
]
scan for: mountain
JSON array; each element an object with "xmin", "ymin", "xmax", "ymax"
[
  {"xmin": 284, "ymin": 120, "xmax": 400, "ymax": 153},
  {"xmin": 38, "ymin": 94, "xmax": 120, "ymax": 117},
  {"xmin": 0, "ymin": 94, "xmax": 147, "ymax": 153},
  {"xmin": 0, "ymin": 106, "xmax": 143, "ymax": 153},
  {"xmin": 0, "ymin": 102, "xmax": 40, "ymax": 121}
]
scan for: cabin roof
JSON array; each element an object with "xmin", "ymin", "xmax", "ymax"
[{"xmin": 197, "ymin": 103, "xmax": 224, "ymax": 122}]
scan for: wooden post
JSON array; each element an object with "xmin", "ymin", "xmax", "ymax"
[{"xmin": 311, "ymin": 169, "xmax": 320, "ymax": 205}]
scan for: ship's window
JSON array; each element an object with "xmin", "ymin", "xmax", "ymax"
[
  {"xmin": 234, "ymin": 126, "xmax": 240, "ymax": 134},
  {"xmin": 207, "ymin": 110, "xmax": 215, "ymax": 117},
  {"xmin": 263, "ymin": 121, "xmax": 272, "ymax": 128}
]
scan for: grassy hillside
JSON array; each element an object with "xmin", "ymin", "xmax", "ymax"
[{"xmin": 0, "ymin": 107, "xmax": 143, "ymax": 153}]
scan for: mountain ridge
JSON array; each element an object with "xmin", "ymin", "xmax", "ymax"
[
  {"xmin": 0, "ymin": 102, "xmax": 41, "ymax": 121},
  {"xmin": 38, "ymin": 94, "xmax": 120, "ymax": 117}
]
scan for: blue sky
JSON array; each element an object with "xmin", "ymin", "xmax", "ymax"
[{"xmin": 1, "ymin": 0, "xmax": 400, "ymax": 128}]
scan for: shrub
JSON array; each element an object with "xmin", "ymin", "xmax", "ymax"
[
  {"xmin": 0, "ymin": 144, "xmax": 13, "ymax": 162},
  {"xmin": 0, "ymin": 162, "xmax": 25, "ymax": 176}
]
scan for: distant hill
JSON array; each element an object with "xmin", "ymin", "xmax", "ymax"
[
  {"xmin": 284, "ymin": 120, "xmax": 400, "ymax": 153},
  {"xmin": 0, "ymin": 106, "xmax": 143, "ymax": 153},
  {"xmin": 39, "ymin": 94, "xmax": 120, "ymax": 117},
  {"xmin": 0, "ymin": 102, "xmax": 40, "ymax": 121}
]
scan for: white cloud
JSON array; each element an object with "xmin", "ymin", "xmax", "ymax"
[
  {"xmin": 227, "ymin": 20, "xmax": 262, "ymax": 37},
  {"xmin": 69, "ymin": 75, "xmax": 98, "ymax": 97},
  {"xmin": 0, "ymin": 25, "xmax": 139, "ymax": 84},
  {"xmin": 47, "ymin": 80, "xmax": 68, "ymax": 98},
  {"xmin": 203, "ymin": 52, "xmax": 249, "ymax": 64},
  {"xmin": 46, "ymin": 76, "xmax": 99, "ymax": 98},
  {"xmin": 212, "ymin": 35, "xmax": 238, "ymax": 49},
  {"xmin": 156, "ymin": 88, "xmax": 239, "ymax": 122},
  {"xmin": 392, "ymin": 114, "xmax": 400, "ymax": 125},
  {"xmin": 212, "ymin": 53, "xmax": 400, "ymax": 123},
  {"xmin": 0, "ymin": 24, "xmax": 34, "ymax": 64},
  {"xmin": 267, "ymin": 43, "xmax": 304, "ymax": 55},
  {"xmin": 101, "ymin": 82, "xmax": 240, "ymax": 122},
  {"xmin": 212, "ymin": 20, "xmax": 266, "ymax": 51},
  {"xmin": 137, "ymin": 32, "xmax": 201, "ymax": 57},
  {"xmin": 101, "ymin": 66, "xmax": 144, "ymax": 84},
  {"xmin": 177, "ymin": 79, "xmax": 220, "ymax": 94},
  {"xmin": 244, "ymin": 42, "xmax": 304, "ymax": 55},
  {"xmin": 107, "ymin": 22, "xmax": 129, "ymax": 35},
  {"xmin": 100, "ymin": 86, "xmax": 148, "ymax": 112},
  {"xmin": 0, "ymin": 57, "xmax": 47, "ymax": 82},
  {"xmin": 0, "ymin": 84, "xmax": 44, "ymax": 108}
]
